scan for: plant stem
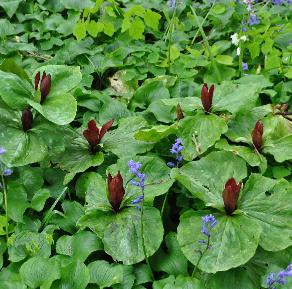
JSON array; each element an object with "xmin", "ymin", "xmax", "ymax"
[
  {"xmin": 161, "ymin": 190, "xmax": 169, "ymax": 218},
  {"xmin": 166, "ymin": 4, "xmax": 177, "ymax": 73},
  {"xmin": 190, "ymin": 1, "xmax": 216, "ymax": 46},
  {"xmin": 190, "ymin": 5, "xmax": 222, "ymax": 83},
  {"xmin": 140, "ymin": 196, "xmax": 154, "ymax": 279},
  {"xmin": 192, "ymin": 236, "xmax": 210, "ymax": 277},
  {"xmin": 1, "ymin": 174, "xmax": 9, "ymax": 243}
]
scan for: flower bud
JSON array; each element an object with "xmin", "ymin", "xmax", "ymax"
[
  {"xmin": 222, "ymin": 178, "xmax": 241, "ymax": 215},
  {"xmin": 40, "ymin": 73, "xmax": 51, "ymax": 104},
  {"xmin": 108, "ymin": 172, "xmax": 125, "ymax": 212},
  {"xmin": 201, "ymin": 83, "xmax": 214, "ymax": 113},
  {"xmin": 83, "ymin": 119, "xmax": 114, "ymax": 153},
  {"xmin": 34, "ymin": 71, "xmax": 40, "ymax": 90},
  {"xmin": 251, "ymin": 120, "xmax": 263, "ymax": 151},
  {"xmin": 21, "ymin": 108, "xmax": 33, "ymax": 132}
]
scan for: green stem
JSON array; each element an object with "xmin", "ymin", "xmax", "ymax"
[
  {"xmin": 1, "ymin": 174, "xmax": 9, "ymax": 244},
  {"xmin": 190, "ymin": 1, "xmax": 216, "ymax": 46},
  {"xmin": 166, "ymin": 4, "xmax": 177, "ymax": 73},
  {"xmin": 190, "ymin": 5, "xmax": 221, "ymax": 83},
  {"xmin": 161, "ymin": 190, "xmax": 169, "ymax": 218},
  {"xmin": 238, "ymin": 42, "xmax": 243, "ymax": 78},
  {"xmin": 140, "ymin": 198, "xmax": 154, "ymax": 279},
  {"xmin": 191, "ymin": 236, "xmax": 210, "ymax": 277}
]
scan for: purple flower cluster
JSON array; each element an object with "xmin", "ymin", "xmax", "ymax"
[
  {"xmin": 198, "ymin": 214, "xmax": 217, "ymax": 248},
  {"xmin": 267, "ymin": 264, "xmax": 292, "ymax": 288},
  {"xmin": 241, "ymin": 0, "xmax": 260, "ymax": 26},
  {"xmin": 167, "ymin": 0, "xmax": 176, "ymax": 9},
  {"xmin": 167, "ymin": 138, "xmax": 184, "ymax": 168},
  {"xmin": 128, "ymin": 160, "xmax": 146, "ymax": 208}
]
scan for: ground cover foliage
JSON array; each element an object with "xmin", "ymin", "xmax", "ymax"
[{"xmin": 0, "ymin": 0, "xmax": 291, "ymax": 288}]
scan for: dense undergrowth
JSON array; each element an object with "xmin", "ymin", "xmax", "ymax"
[{"xmin": 0, "ymin": 0, "xmax": 292, "ymax": 288}]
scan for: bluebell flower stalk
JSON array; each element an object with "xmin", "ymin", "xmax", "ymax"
[
  {"xmin": 192, "ymin": 214, "xmax": 218, "ymax": 277},
  {"xmin": 128, "ymin": 160, "xmax": 153, "ymax": 278}
]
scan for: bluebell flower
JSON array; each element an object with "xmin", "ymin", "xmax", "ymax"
[
  {"xmin": 132, "ymin": 195, "xmax": 144, "ymax": 204},
  {"xmin": 167, "ymin": 0, "xmax": 176, "ymax": 9},
  {"xmin": 248, "ymin": 14, "xmax": 260, "ymax": 26},
  {"xmin": 128, "ymin": 160, "xmax": 146, "ymax": 190},
  {"xmin": 2, "ymin": 169, "xmax": 12, "ymax": 176},
  {"xmin": 266, "ymin": 264, "xmax": 292, "ymax": 288},
  {"xmin": 273, "ymin": 0, "xmax": 282, "ymax": 4},
  {"xmin": 242, "ymin": 62, "xmax": 248, "ymax": 71},
  {"xmin": 167, "ymin": 138, "xmax": 184, "ymax": 168},
  {"xmin": 199, "ymin": 214, "xmax": 217, "ymax": 248},
  {"xmin": 0, "ymin": 148, "xmax": 5, "ymax": 155}
]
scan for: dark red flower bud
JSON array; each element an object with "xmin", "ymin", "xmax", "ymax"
[
  {"xmin": 201, "ymin": 83, "xmax": 214, "ymax": 113},
  {"xmin": 108, "ymin": 172, "xmax": 125, "ymax": 212},
  {"xmin": 176, "ymin": 104, "xmax": 184, "ymax": 120},
  {"xmin": 222, "ymin": 178, "xmax": 242, "ymax": 215},
  {"xmin": 251, "ymin": 120, "xmax": 264, "ymax": 151},
  {"xmin": 83, "ymin": 119, "xmax": 114, "ymax": 153},
  {"xmin": 40, "ymin": 73, "xmax": 51, "ymax": 104},
  {"xmin": 34, "ymin": 72, "xmax": 40, "ymax": 90},
  {"xmin": 21, "ymin": 108, "xmax": 33, "ymax": 132}
]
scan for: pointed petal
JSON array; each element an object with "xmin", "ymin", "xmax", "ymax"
[
  {"xmin": 99, "ymin": 119, "xmax": 114, "ymax": 142},
  {"xmin": 34, "ymin": 72, "xmax": 40, "ymax": 90}
]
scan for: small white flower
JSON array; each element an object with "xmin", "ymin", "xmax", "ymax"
[
  {"xmin": 237, "ymin": 47, "xmax": 241, "ymax": 56},
  {"xmin": 240, "ymin": 35, "xmax": 247, "ymax": 42},
  {"xmin": 231, "ymin": 33, "xmax": 239, "ymax": 46}
]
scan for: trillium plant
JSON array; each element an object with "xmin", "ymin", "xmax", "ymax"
[{"xmin": 0, "ymin": 1, "xmax": 291, "ymax": 288}]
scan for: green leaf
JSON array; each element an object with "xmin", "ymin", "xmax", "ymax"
[
  {"xmin": 57, "ymin": 260, "xmax": 90, "ymax": 289},
  {"xmin": 20, "ymin": 257, "xmax": 60, "ymax": 289},
  {"xmin": 262, "ymin": 116, "xmax": 292, "ymax": 162},
  {"xmin": 7, "ymin": 181, "xmax": 28, "ymax": 223},
  {"xmin": 129, "ymin": 17, "xmax": 145, "ymax": 40},
  {"xmin": 171, "ymin": 151, "xmax": 247, "ymax": 208},
  {"xmin": 215, "ymin": 55, "xmax": 233, "ymax": 65},
  {"xmin": 215, "ymin": 139, "xmax": 267, "ymax": 173},
  {"xmin": 73, "ymin": 22, "xmax": 87, "ymax": 41},
  {"xmin": 104, "ymin": 116, "xmax": 154, "ymax": 158},
  {"xmin": 8, "ymin": 230, "xmax": 52, "ymax": 262},
  {"xmin": 239, "ymin": 174, "xmax": 292, "ymax": 251},
  {"xmin": 60, "ymin": 0, "xmax": 95, "ymax": 10},
  {"xmin": 151, "ymin": 233, "xmax": 188, "ymax": 275},
  {"xmin": 87, "ymin": 20, "xmax": 104, "ymax": 37},
  {"xmin": 177, "ymin": 113, "xmax": 228, "ymax": 160},
  {"xmin": 88, "ymin": 260, "xmax": 123, "ymax": 288},
  {"xmin": 55, "ymin": 141, "xmax": 104, "ymax": 184},
  {"xmin": 177, "ymin": 210, "xmax": 262, "ymax": 273},
  {"xmin": 0, "ymin": 125, "xmax": 48, "ymax": 166},
  {"xmin": 134, "ymin": 124, "xmax": 177, "ymax": 142},
  {"xmin": 0, "ymin": 71, "xmax": 33, "ymax": 110},
  {"xmin": 103, "ymin": 207, "xmax": 163, "ymax": 264},
  {"xmin": 28, "ymin": 92, "xmax": 77, "ymax": 125},
  {"xmin": 153, "ymin": 275, "xmax": 204, "ymax": 289},
  {"xmin": 209, "ymin": 267, "xmax": 255, "ymax": 289},
  {"xmin": 81, "ymin": 207, "xmax": 163, "ymax": 265},
  {"xmin": 56, "ymin": 230, "xmax": 103, "ymax": 261},
  {"xmin": 103, "ymin": 21, "xmax": 115, "ymax": 36},
  {"xmin": 31, "ymin": 189, "xmax": 51, "ymax": 212},
  {"xmin": 0, "ymin": 0, "xmax": 22, "ymax": 18},
  {"xmin": 144, "ymin": 9, "xmax": 161, "ymax": 30}
]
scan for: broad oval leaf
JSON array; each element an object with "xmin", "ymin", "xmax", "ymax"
[{"xmin": 177, "ymin": 210, "xmax": 262, "ymax": 273}]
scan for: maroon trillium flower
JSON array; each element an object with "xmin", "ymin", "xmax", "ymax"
[
  {"xmin": 201, "ymin": 83, "xmax": 214, "ymax": 113},
  {"xmin": 83, "ymin": 119, "xmax": 114, "ymax": 153},
  {"xmin": 176, "ymin": 104, "xmax": 184, "ymax": 120},
  {"xmin": 251, "ymin": 120, "xmax": 264, "ymax": 151},
  {"xmin": 107, "ymin": 171, "xmax": 125, "ymax": 212},
  {"xmin": 21, "ymin": 108, "xmax": 33, "ymax": 132},
  {"xmin": 35, "ymin": 71, "xmax": 52, "ymax": 104},
  {"xmin": 222, "ymin": 178, "xmax": 242, "ymax": 215}
]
